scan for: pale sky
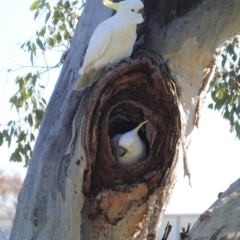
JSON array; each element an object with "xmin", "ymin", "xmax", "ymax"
[{"xmin": 0, "ymin": 0, "xmax": 239, "ymax": 215}]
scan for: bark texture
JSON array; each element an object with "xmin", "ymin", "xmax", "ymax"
[
  {"xmin": 147, "ymin": 0, "xmax": 240, "ymax": 140},
  {"xmin": 189, "ymin": 178, "xmax": 240, "ymax": 240},
  {"xmin": 78, "ymin": 53, "xmax": 181, "ymax": 238},
  {"xmin": 10, "ymin": 0, "xmax": 240, "ymax": 239}
]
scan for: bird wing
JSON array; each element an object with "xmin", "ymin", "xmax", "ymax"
[
  {"xmin": 111, "ymin": 134, "xmax": 122, "ymax": 144},
  {"xmin": 111, "ymin": 133, "xmax": 123, "ymax": 160},
  {"xmin": 80, "ymin": 22, "xmax": 113, "ymax": 74}
]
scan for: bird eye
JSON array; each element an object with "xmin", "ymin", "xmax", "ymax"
[{"xmin": 131, "ymin": 9, "xmax": 134, "ymax": 12}]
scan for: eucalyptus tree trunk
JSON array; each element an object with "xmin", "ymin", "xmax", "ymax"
[
  {"xmin": 189, "ymin": 178, "xmax": 240, "ymax": 239},
  {"xmin": 10, "ymin": 0, "xmax": 240, "ymax": 239}
]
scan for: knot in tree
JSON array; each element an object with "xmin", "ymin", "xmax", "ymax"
[{"xmin": 79, "ymin": 52, "xmax": 181, "ymax": 237}]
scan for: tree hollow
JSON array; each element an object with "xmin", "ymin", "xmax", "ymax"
[{"xmin": 80, "ymin": 53, "xmax": 181, "ymax": 226}]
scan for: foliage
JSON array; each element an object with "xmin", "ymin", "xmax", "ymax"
[
  {"xmin": 0, "ymin": 0, "xmax": 83, "ymax": 166},
  {"xmin": 209, "ymin": 35, "xmax": 240, "ymax": 139}
]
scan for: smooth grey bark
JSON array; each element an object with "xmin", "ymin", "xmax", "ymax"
[
  {"xmin": 10, "ymin": 0, "xmax": 240, "ymax": 239},
  {"xmin": 190, "ymin": 178, "xmax": 240, "ymax": 239}
]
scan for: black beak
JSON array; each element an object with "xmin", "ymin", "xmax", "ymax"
[
  {"xmin": 139, "ymin": 9, "xmax": 144, "ymax": 15},
  {"xmin": 119, "ymin": 146, "xmax": 127, "ymax": 157}
]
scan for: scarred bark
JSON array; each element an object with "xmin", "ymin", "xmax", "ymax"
[
  {"xmin": 10, "ymin": 0, "xmax": 240, "ymax": 239},
  {"xmin": 78, "ymin": 53, "xmax": 181, "ymax": 238}
]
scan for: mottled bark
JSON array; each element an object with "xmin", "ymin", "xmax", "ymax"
[
  {"xmin": 78, "ymin": 53, "xmax": 181, "ymax": 238},
  {"xmin": 10, "ymin": 0, "xmax": 240, "ymax": 239}
]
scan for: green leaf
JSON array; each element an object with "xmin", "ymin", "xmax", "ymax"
[
  {"xmin": 221, "ymin": 55, "xmax": 227, "ymax": 68},
  {"xmin": 208, "ymin": 103, "xmax": 213, "ymax": 109},
  {"xmin": 52, "ymin": 16, "xmax": 60, "ymax": 25},
  {"xmin": 63, "ymin": 30, "xmax": 69, "ymax": 40},
  {"xmin": 30, "ymin": 133, "xmax": 35, "ymax": 141},
  {"xmin": 26, "ymin": 73, "xmax": 32, "ymax": 80},
  {"xmin": 30, "ymin": 53, "xmax": 33, "ymax": 65},
  {"xmin": 45, "ymin": 11, "xmax": 51, "ymax": 23},
  {"xmin": 18, "ymin": 131, "xmax": 26, "ymax": 142},
  {"xmin": 30, "ymin": 1, "xmax": 41, "ymax": 11},
  {"xmin": 226, "ymin": 43, "xmax": 234, "ymax": 56},
  {"xmin": 64, "ymin": 1, "xmax": 70, "ymax": 8},
  {"xmin": 223, "ymin": 110, "xmax": 230, "ymax": 119},
  {"xmin": 7, "ymin": 121, "xmax": 13, "ymax": 126},
  {"xmin": 32, "ymin": 74, "xmax": 37, "ymax": 86},
  {"xmin": 28, "ymin": 114, "xmax": 33, "ymax": 127},
  {"xmin": 6, "ymin": 134, "xmax": 11, "ymax": 148},
  {"xmin": 26, "ymin": 143, "xmax": 32, "ymax": 151},
  {"xmin": 39, "ymin": 84, "xmax": 45, "ymax": 88},
  {"xmin": 20, "ymin": 42, "xmax": 26, "ymax": 49},
  {"xmin": 34, "ymin": 9, "xmax": 39, "ymax": 20},
  {"xmin": 57, "ymin": 32, "xmax": 62, "ymax": 43},
  {"xmin": 35, "ymin": 109, "xmax": 44, "ymax": 122},
  {"xmin": 32, "ymin": 43, "xmax": 37, "ymax": 55},
  {"xmin": 41, "ymin": 98, "xmax": 46, "ymax": 104},
  {"xmin": 47, "ymin": 37, "xmax": 54, "ymax": 46},
  {"xmin": 215, "ymin": 99, "xmax": 224, "ymax": 110},
  {"xmin": 232, "ymin": 53, "xmax": 237, "ymax": 62},
  {"xmin": 60, "ymin": 24, "xmax": 66, "ymax": 31},
  {"xmin": 52, "ymin": 34, "xmax": 58, "ymax": 46},
  {"xmin": 25, "ymin": 101, "xmax": 29, "ymax": 111},
  {"xmin": 10, "ymin": 151, "xmax": 22, "ymax": 162},
  {"xmin": 36, "ymin": 38, "xmax": 44, "ymax": 50},
  {"xmin": 10, "ymin": 126, "xmax": 14, "ymax": 136},
  {"xmin": 32, "ymin": 97, "xmax": 37, "ymax": 108},
  {"xmin": 233, "ymin": 37, "xmax": 239, "ymax": 44},
  {"xmin": 39, "ymin": 26, "xmax": 46, "ymax": 36}
]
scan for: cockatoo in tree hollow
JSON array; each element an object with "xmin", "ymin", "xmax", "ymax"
[
  {"xmin": 111, "ymin": 120, "xmax": 148, "ymax": 167},
  {"xmin": 74, "ymin": 0, "xmax": 144, "ymax": 90}
]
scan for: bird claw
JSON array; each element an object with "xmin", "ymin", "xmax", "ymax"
[
  {"xmin": 122, "ymin": 57, "xmax": 133, "ymax": 64},
  {"xmin": 106, "ymin": 63, "xmax": 120, "ymax": 72},
  {"xmin": 105, "ymin": 57, "xmax": 133, "ymax": 72}
]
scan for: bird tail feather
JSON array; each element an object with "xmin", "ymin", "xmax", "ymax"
[{"xmin": 74, "ymin": 70, "xmax": 99, "ymax": 90}]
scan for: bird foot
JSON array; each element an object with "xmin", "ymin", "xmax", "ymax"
[
  {"xmin": 122, "ymin": 56, "xmax": 133, "ymax": 64},
  {"xmin": 106, "ymin": 63, "xmax": 120, "ymax": 72}
]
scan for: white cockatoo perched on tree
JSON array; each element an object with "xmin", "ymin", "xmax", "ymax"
[
  {"xmin": 74, "ymin": 0, "xmax": 144, "ymax": 90},
  {"xmin": 111, "ymin": 120, "xmax": 148, "ymax": 167}
]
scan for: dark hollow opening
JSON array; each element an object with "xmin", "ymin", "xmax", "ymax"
[
  {"xmin": 108, "ymin": 119, "xmax": 150, "ymax": 161},
  {"xmin": 83, "ymin": 55, "xmax": 180, "ymax": 198},
  {"xmin": 107, "ymin": 103, "xmax": 150, "ymax": 164}
]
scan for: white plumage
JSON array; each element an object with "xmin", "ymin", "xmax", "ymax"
[
  {"xmin": 74, "ymin": 0, "xmax": 144, "ymax": 90},
  {"xmin": 111, "ymin": 120, "xmax": 148, "ymax": 167}
]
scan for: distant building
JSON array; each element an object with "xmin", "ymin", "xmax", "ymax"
[{"xmin": 0, "ymin": 214, "xmax": 199, "ymax": 239}]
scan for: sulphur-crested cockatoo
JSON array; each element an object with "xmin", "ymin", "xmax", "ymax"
[
  {"xmin": 74, "ymin": 0, "xmax": 144, "ymax": 90},
  {"xmin": 111, "ymin": 120, "xmax": 148, "ymax": 167}
]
